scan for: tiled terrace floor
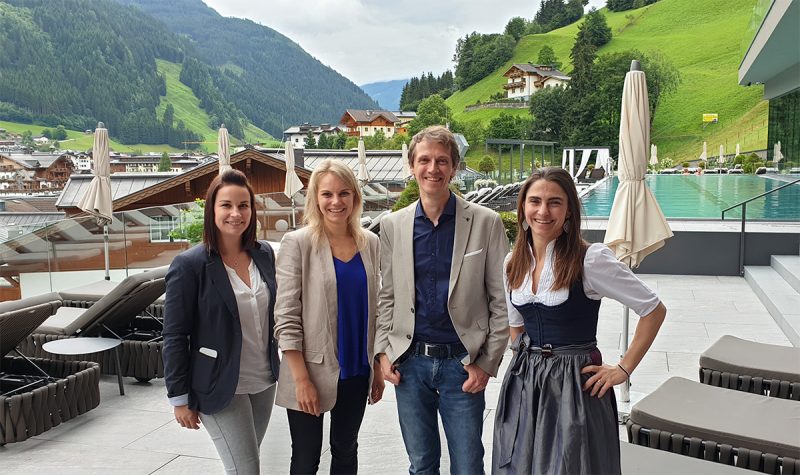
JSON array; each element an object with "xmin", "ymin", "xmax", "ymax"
[{"xmin": 1, "ymin": 274, "xmax": 790, "ymax": 474}]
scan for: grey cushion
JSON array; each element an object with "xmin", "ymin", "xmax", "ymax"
[
  {"xmin": 58, "ymin": 279, "xmax": 120, "ymax": 301},
  {"xmin": 36, "ymin": 307, "xmax": 87, "ymax": 336},
  {"xmin": 35, "ymin": 266, "xmax": 170, "ymax": 336},
  {"xmin": 630, "ymin": 377, "xmax": 800, "ymax": 459},
  {"xmin": 0, "ymin": 292, "xmax": 61, "ymax": 314},
  {"xmin": 700, "ymin": 335, "xmax": 800, "ymax": 383},
  {"xmin": 621, "ymin": 442, "xmax": 750, "ymax": 474},
  {"xmin": 0, "ymin": 294, "xmax": 62, "ymax": 356}
]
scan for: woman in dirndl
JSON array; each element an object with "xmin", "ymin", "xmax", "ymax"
[{"xmin": 492, "ymin": 167, "xmax": 667, "ymax": 474}]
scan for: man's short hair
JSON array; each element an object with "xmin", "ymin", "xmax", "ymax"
[{"xmin": 408, "ymin": 125, "xmax": 460, "ymax": 169}]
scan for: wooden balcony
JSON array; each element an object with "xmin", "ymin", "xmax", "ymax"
[{"xmin": 503, "ymin": 80, "xmax": 526, "ymax": 90}]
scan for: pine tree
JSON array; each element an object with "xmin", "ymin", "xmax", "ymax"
[{"xmin": 158, "ymin": 152, "xmax": 172, "ymax": 172}]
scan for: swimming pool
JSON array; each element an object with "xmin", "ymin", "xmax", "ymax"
[{"xmin": 581, "ymin": 175, "xmax": 800, "ymax": 220}]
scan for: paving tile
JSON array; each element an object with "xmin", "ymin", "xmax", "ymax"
[
  {"xmin": 151, "ymin": 455, "xmax": 223, "ymax": 474},
  {"xmin": 704, "ymin": 323, "xmax": 790, "ymax": 345}
]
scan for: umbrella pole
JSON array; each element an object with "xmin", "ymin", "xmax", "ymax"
[
  {"xmin": 620, "ymin": 305, "xmax": 631, "ymax": 402},
  {"xmin": 103, "ymin": 224, "xmax": 110, "ymax": 281},
  {"xmin": 291, "ymin": 197, "xmax": 297, "ymax": 230}
]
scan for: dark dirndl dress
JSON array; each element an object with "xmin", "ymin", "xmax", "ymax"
[{"xmin": 492, "ymin": 281, "xmax": 621, "ymax": 475}]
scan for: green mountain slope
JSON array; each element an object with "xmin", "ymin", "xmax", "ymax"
[
  {"xmin": 116, "ymin": 0, "xmax": 378, "ymax": 137},
  {"xmin": 155, "ymin": 60, "xmax": 275, "ymax": 148},
  {"xmin": 448, "ymin": 0, "xmax": 766, "ymax": 161}
]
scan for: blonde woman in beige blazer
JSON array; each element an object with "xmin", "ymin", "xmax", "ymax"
[{"xmin": 274, "ymin": 159, "xmax": 383, "ymax": 475}]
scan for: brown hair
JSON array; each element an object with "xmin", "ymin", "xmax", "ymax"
[
  {"xmin": 303, "ymin": 159, "xmax": 367, "ymax": 251},
  {"xmin": 408, "ymin": 125, "xmax": 460, "ymax": 169},
  {"xmin": 506, "ymin": 167, "xmax": 588, "ymax": 291},
  {"xmin": 202, "ymin": 169, "xmax": 258, "ymax": 253}
]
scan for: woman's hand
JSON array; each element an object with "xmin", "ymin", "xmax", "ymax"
[
  {"xmin": 295, "ymin": 378, "xmax": 321, "ymax": 416},
  {"xmin": 174, "ymin": 405, "xmax": 201, "ymax": 429},
  {"xmin": 370, "ymin": 361, "xmax": 385, "ymax": 404},
  {"xmin": 580, "ymin": 363, "xmax": 628, "ymax": 398}
]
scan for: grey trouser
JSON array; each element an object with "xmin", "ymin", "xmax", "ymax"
[{"xmin": 200, "ymin": 385, "xmax": 277, "ymax": 474}]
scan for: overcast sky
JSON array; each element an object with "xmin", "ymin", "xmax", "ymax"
[{"xmin": 203, "ymin": 0, "xmax": 605, "ymax": 85}]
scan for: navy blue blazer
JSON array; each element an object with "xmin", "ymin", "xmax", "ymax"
[{"xmin": 162, "ymin": 241, "xmax": 280, "ymax": 414}]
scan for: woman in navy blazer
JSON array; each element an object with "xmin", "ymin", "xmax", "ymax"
[{"xmin": 163, "ymin": 169, "xmax": 280, "ymax": 474}]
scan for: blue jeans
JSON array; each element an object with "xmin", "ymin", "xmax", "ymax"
[{"xmin": 395, "ymin": 352, "xmax": 485, "ymax": 475}]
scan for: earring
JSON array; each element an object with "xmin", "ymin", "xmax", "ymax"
[
  {"xmin": 522, "ymin": 220, "xmax": 529, "ymax": 231},
  {"xmin": 563, "ymin": 219, "xmax": 570, "ymax": 234}
]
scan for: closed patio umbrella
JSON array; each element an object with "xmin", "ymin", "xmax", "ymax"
[
  {"xmin": 603, "ymin": 61, "xmax": 673, "ymax": 404},
  {"xmin": 401, "ymin": 142, "xmax": 411, "ymax": 180},
  {"xmin": 283, "ymin": 142, "xmax": 304, "ymax": 229},
  {"xmin": 736, "ymin": 143, "xmax": 741, "ymax": 158},
  {"xmin": 774, "ymin": 141, "xmax": 783, "ymax": 167},
  {"xmin": 357, "ymin": 139, "xmax": 371, "ymax": 187},
  {"xmin": 77, "ymin": 122, "xmax": 113, "ymax": 280},
  {"xmin": 699, "ymin": 141, "xmax": 707, "ymax": 162},
  {"xmin": 649, "ymin": 144, "xmax": 658, "ymax": 167},
  {"xmin": 218, "ymin": 125, "xmax": 231, "ymax": 175},
  {"xmin": 719, "ymin": 145, "xmax": 725, "ymax": 168}
]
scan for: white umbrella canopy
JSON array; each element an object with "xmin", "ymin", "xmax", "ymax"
[
  {"xmin": 719, "ymin": 145, "xmax": 725, "ymax": 166},
  {"xmin": 649, "ymin": 144, "xmax": 658, "ymax": 167},
  {"xmin": 736, "ymin": 143, "xmax": 741, "ymax": 157},
  {"xmin": 357, "ymin": 139, "xmax": 371, "ymax": 186},
  {"xmin": 218, "ymin": 125, "xmax": 231, "ymax": 175},
  {"xmin": 604, "ymin": 63, "xmax": 673, "ymax": 268},
  {"xmin": 774, "ymin": 141, "xmax": 784, "ymax": 165},
  {"xmin": 77, "ymin": 122, "xmax": 114, "ymax": 279},
  {"xmin": 699, "ymin": 141, "xmax": 708, "ymax": 162},
  {"xmin": 283, "ymin": 142, "xmax": 304, "ymax": 229},
  {"xmin": 401, "ymin": 142, "xmax": 412, "ymax": 180}
]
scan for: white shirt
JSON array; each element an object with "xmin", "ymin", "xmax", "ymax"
[
  {"xmin": 225, "ymin": 260, "xmax": 275, "ymax": 394},
  {"xmin": 506, "ymin": 241, "xmax": 660, "ymax": 327}
]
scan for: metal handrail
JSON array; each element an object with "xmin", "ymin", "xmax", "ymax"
[{"xmin": 721, "ymin": 177, "xmax": 800, "ymax": 276}]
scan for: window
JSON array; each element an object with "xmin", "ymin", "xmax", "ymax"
[{"xmin": 150, "ymin": 215, "xmax": 182, "ymax": 243}]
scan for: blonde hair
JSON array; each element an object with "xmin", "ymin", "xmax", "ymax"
[{"xmin": 304, "ymin": 159, "xmax": 367, "ymax": 250}]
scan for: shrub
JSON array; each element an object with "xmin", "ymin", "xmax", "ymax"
[
  {"xmin": 733, "ymin": 154, "xmax": 746, "ymax": 165},
  {"xmin": 169, "ymin": 199, "xmax": 205, "ymax": 244},
  {"xmin": 474, "ymin": 178, "xmax": 498, "ymax": 189},
  {"xmin": 499, "ymin": 211, "xmax": 518, "ymax": 243},
  {"xmin": 698, "ymin": 161, "xmax": 706, "ymax": 169},
  {"xmin": 681, "ymin": 161, "xmax": 690, "ymax": 168}
]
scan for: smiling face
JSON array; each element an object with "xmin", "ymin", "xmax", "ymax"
[
  {"xmin": 411, "ymin": 139, "xmax": 456, "ymax": 202},
  {"xmin": 524, "ymin": 178, "xmax": 571, "ymax": 244},
  {"xmin": 213, "ymin": 184, "xmax": 252, "ymax": 241},
  {"xmin": 317, "ymin": 172, "xmax": 354, "ymax": 229}
]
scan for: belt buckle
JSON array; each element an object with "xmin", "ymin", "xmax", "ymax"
[
  {"xmin": 422, "ymin": 343, "xmax": 438, "ymax": 358},
  {"xmin": 541, "ymin": 344, "xmax": 553, "ymax": 358}
]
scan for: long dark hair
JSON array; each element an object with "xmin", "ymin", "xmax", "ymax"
[
  {"xmin": 506, "ymin": 167, "xmax": 588, "ymax": 291},
  {"xmin": 202, "ymin": 169, "xmax": 257, "ymax": 253}
]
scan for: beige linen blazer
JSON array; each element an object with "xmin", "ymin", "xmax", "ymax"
[
  {"xmin": 374, "ymin": 195, "xmax": 509, "ymax": 376},
  {"xmin": 274, "ymin": 227, "xmax": 380, "ymax": 412}
]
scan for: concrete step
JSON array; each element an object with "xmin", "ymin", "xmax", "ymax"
[
  {"xmin": 744, "ymin": 265, "xmax": 800, "ymax": 347},
  {"xmin": 772, "ymin": 255, "xmax": 800, "ymax": 294}
]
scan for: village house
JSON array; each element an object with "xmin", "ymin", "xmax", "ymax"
[
  {"xmin": 339, "ymin": 109, "xmax": 398, "ymax": 138},
  {"xmin": 502, "ymin": 63, "xmax": 570, "ymax": 100},
  {"xmin": 0, "ymin": 152, "xmax": 75, "ymax": 191},
  {"xmin": 282, "ymin": 123, "xmax": 343, "ymax": 147},
  {"xmin": 108, "ymin": 153, "xmax": 208, "ymax": 174},
  {"xmin": 392, "ymin": 111, "xmax": 417, "ymax": 135}
]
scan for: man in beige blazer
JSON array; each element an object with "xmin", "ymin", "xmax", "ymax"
[{"xmin": 375, "ymin": 125, "xmax": 509, "ymax": 474}]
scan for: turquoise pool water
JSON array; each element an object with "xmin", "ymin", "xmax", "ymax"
[{"xmin": 581, "ymin": 175, "xmax": 800, "ymax": 220}]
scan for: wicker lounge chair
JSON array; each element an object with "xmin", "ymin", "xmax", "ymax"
[
  {"xmin": 19, "ymin": 266, "xmax": 168, "ymax": 382},
  {"xmin": 0, "ymin": 294, "xmax": 101, "ymax": 444},
  {"xmin": 627, "ymin": 377, "xmax": 800, "ymax": 474},
  {"xmin": 700, "ymin": 335, "xmax": 800, "ymax": 400}
]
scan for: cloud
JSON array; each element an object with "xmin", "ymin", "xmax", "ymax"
[{"xmin": 203, "ymin": 0, "xmax": 604, "ymax": 84}]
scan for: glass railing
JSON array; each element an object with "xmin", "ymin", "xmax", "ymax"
[
  {"xmin": 0, "ymin": 189, "xmax": 395, "ymax": 301},
  {"xmin": 740, "ymin": 0, "xmax": 773, "ymax": 65}
]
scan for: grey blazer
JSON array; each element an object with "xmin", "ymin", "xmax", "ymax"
[
  {"xmin": 374, "ymin": 195, "xmax": 509, "ymax": 376},
  {"xmin": 274, "ymin": 227, "xmax": 380, "ymax": 412}
]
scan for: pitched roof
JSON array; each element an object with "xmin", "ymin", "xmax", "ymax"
[
  {"xmin": 342, "ymin": 109, "xmax": 398, "ymax": 124},
  {"xmin": 56, "ymin": 172, "xmax": 179, "ymax": 208},
  {"xmin": 504, "ymin": 64, "xmax": 570, "ymax": 80}
]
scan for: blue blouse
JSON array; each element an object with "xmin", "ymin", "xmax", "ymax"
[{"xmin": 333, "ymin": 252, "xmax": 370, "ymax": 380}]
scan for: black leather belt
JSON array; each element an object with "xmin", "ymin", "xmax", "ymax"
[{"xmin": 411, "ymin": 341, "xmax": 467, "ymax": 359}]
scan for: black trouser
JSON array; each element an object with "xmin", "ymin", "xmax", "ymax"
[{"xmin": 287, "ymin": 376, "xmax": 369, "ymax": 475}]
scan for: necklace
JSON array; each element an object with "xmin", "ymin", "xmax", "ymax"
[{"xmin": 223, "ymin": 251, "xmax": 245, "ymax": 268}]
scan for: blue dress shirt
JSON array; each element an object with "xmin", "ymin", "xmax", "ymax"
[{"xmin": 412, "ymin": 193, "xmax": 460, "ymax": 344}]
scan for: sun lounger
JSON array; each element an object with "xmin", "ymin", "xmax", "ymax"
[
  {"xmin": 19, "ymin": 266, "xmax": 168, "ymax": 382},
  {"xmin": 700, "ymin": 335, "xmax": 800, "ymax": 400},
  {"xmin": 1, "ymin": 294, "xmax": 100, "ymax": 444},
  {"xmin": 621, "ymin": 442, "xmax": 750, "ymax": 474},
  {"xmin": 627, "ymin": 377, "xmax": 800, "ymax": 474}
]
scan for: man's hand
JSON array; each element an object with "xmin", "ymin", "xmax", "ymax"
[
  {"xmin": 174, "ymin": 405, "xmax": 200, "ymax": 430},
  {"xmin": 378, "ymin": 353, "xmax": 401, "ymax": 385},
  {"xmin": 462, "ymin": 363, "xmax": 489, "ymax": 393}
]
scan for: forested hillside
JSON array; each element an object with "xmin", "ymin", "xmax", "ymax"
[{"xmin": 116, "ymin": 0, "xmax": 378, "ymax": 137}]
